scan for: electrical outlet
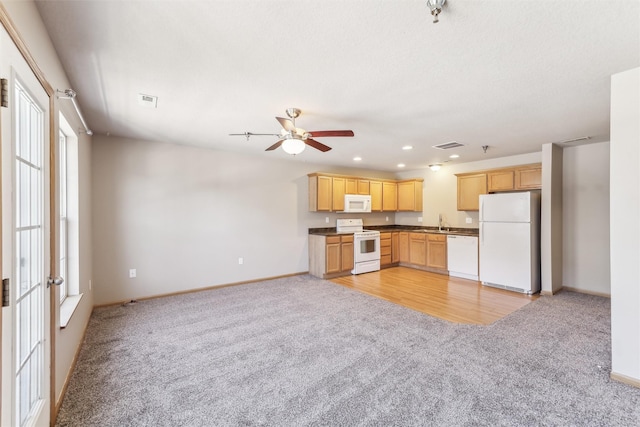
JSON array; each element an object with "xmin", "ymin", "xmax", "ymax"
[
  {"xmin": 385, "ymin": 216, "xmax": 389, "ymax": 222},
  {"xmin": 325, "ymin": 217, "xmax": 329, "ymax": 224},
  {"xmin": 89, "ymin": 279, "xmax": 92, "ymax": 290},
  {"xmin": 129, "ymin": 269, "xmax": 136, "ymax": 278},
  {"xmin": 466, "ymin": 217, "xmax": 473, "ymax": 224},
  {"xmin": 418, "ymin": 217, "xmax": 423, "ymax": 223},
  {"xmin": 238, "ymin": 257, "xmax": 244, "ymax": 265}
]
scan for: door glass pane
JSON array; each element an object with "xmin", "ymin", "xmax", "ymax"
[{"xmin": 14, "ymin": 80, "xmax": 44, "ymax": 426}]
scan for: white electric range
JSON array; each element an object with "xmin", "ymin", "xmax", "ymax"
[{"xmin": 336, "ymin": 219, "xmax": 381, "ymax": 274}]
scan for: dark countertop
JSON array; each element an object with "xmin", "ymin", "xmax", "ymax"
[{"xmin": 309, "ymin": 225, "xmax": 479, "ymax": 237}]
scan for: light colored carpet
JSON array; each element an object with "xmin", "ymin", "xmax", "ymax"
[{"xmin": 56, "ymin": 274, "xmax": 640, "ymax": 426}]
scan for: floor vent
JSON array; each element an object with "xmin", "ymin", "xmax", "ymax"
[{"xmin": 433, "ymin": 141, "xmax": 464, "ymax": 150}]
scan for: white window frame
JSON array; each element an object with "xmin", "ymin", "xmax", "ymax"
[{"xmin": 58, "ymin": 113, "xmax": 82, "ymax": 328}]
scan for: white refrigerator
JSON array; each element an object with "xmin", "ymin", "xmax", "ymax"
[{"xmin": 479, "ymin": 191, "xmax": 541, "ymax": 294}]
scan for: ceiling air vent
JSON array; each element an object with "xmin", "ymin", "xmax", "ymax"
[
  {"xmin": 432, "ymin": 141, "xmax": 464, "ymax": 150},
  {"xmin": 137, "ymin": 93, "xmax": 158, "ymax": 108}
]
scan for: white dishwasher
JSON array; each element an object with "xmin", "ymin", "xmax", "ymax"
[{"xmin": 447, "ymin": 235, "xmax": 479, "ymax": 281}]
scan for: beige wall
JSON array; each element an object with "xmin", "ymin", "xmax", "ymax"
[
  {"xmin": 91, "ymin": 135, "xmax": 396, "ymax": 305},
  {"xmin": 563, "ymin": 141, "xmax": 610, "ymax": 295},
  {"xmin": 1, "ymin": 0, "xmax": 94, "ymax": 407}
]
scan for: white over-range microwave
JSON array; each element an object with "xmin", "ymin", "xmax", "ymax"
[{"xmin": 343, "ymin": 194, "xmax": 372, "ymax": 213}]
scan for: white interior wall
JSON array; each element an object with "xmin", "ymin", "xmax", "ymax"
[
  {"xmin": 610, "ymin": 67, "xmax": 640, "ymax": 384},
  {"xmin": 562, "ymin": 141, "xmax": 610, "ymax": 295},
  {"xmin": 91, "ymin": 135, "xmax": 396, "ymax": 305},
  {"xmin": 1, "ymin": 0, "xmax": 94, "ymax": 406}
]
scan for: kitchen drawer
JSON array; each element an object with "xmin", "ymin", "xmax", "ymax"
[
  {"xmin": 380, "ymin": 238, "xmax": 392, "ymax": 247},
  {"xmin": 380, "ymin": 232, "xmax": 391, "ymax": 240},
  {"xmin": 381, "ymin": 254, "xmax": 392, "ymax": 265},
  {"xmin": 381, "ymin": 246, "xmax": 391, "ymax": 256},
  {"xmin": 426, "ymin": 233, "xmax": 446, "ymax": 242},
  {"xmin": 409, "ymin": 233, "xmax": 425, "ymax": 240},
  {"xmin": 326, "ymin": 236, "xmax": 341, "ymax": 244},
  {"xmin": 341, "ymin": 235, "xmax": 354, "ymax": 243}
]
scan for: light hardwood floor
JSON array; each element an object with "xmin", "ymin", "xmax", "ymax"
[{"xmin": 330, "ymin": 266, "xmax": 538, "ymax": 325}]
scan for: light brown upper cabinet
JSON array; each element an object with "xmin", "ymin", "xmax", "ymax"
[
  {"xmin": 308, "ymin": 173, "xmax": 422, "ymax": 212},
  {"xmin": 332, "ymin": 177, "xmax": 346, "ymax": 212},
  {"xmin": 515, "ymin": 166, "xmax": 542, "ymax": 189},
  {"xmin": 488, "ymin": 170, "xmax": 515, "ymax": 192},
  {"xmin": 345, "ymin": 178, "xmax": 357, "ymax": 194},
  {"xmin": 456, "ymin": 173, "xmax": 487, "ymax": 211},
  {"xmin": 357, "ymin": 179, "xmax": 370, "ymax": 195},
  {"xmin": 397, "ymin": 180, "xmax": 423, "ymax": 211},
  {"xmin": 456, "ymin": 164, "xmax": 541, "ymax": 211},
  {"xmin": 309, "ymin": 175, "xmax": 333, "ymax": 211},
  {"xmin": 382, "ymin": 182, "xmax": 398, "ymax": 211},
  {"xmin": 370, "ymin": 180, "xmax": 383, "ymax": 211}
]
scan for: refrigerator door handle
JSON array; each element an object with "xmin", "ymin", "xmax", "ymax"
[
  {"xmin": 480, "ymin": 222, "xmax": 484, "ymax": 245},
  {"xmin": 480, "ymin": 197, "xmax": 484, "ymax": 222}
]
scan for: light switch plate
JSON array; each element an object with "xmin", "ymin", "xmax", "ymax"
[{"xmin": 129, "ymin": 269, "xmax": 136, "ymax": 278}]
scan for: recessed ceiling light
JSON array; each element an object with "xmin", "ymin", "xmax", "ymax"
[
  {"xmin": 353, "ymin": 156, "xmax": 362, "ymax": 161},
  {"xmin": 402, "ymin": 145, "xmax": 413, "ymax": 150},
  {"xmin": 429, "ymin": 164, "xmax": 442, "ymax": 171},
  {"xmin": 397, "ymin": 163, "xmax": 405, "ymax": 168},
  {"xmin": 449, "ymin": 154, "xmax": 459, "ymax": 159}
]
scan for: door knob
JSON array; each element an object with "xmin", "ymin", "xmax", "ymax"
[{"xmin": 47, "ymin": 276, "xmax": 64, "ymax": 288}]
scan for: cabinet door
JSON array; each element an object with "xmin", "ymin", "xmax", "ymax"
[
  {"xmin": 391, "ymin": 232, "xmax": 400, "ymax": 263},
  {"xmin": 398, "ymin": 181, "xmax": 423, "ymax": 211},
  {"xmin": 515, "ymin": 167, "xmax": 542, "ymax": 189},
  {"xmin": 332, "ymin": 177, "xmax": 346, "ymax": 211},
  {"xmin": 370, "ymin": 180, "xmax": 382, "ymax": 211},
  {"xmin": 346, "ymin": 178, "xmax": 357, "ymax": 194},
  {"xmin": 488, "ymin": 170, "xmax": 515, "ymax": 192},
  {"xmin": 326, "ymin": 241, "xmax": 341, "ymax": 273},
  {"xmin": 409, "ymin": 233, "xmax": 426, "ymax": 266},
  {"xmin": 426, "ymin": 234, "xmax": 447, "ymax": 270},
  {"xmin": 457, "ymin": 174, "xmax": 487, "ymax": 211},
  {"xmin": 316, "ymin": 175, "xmax": 333, "ymax": 211},
  {"xmin": 398, "ymin": 232, "xmax": 410, "ymax": 263},
  {"xmin": 357, "ymin": 179, "xmax": 370, "ymax": 195},
  {"xmin": 341, "ymin": 241, "xmax": 354, "ymax": 272},
  {"xmin": 382, "ymin": 182, "xmax": 398, "ymax": 211}
]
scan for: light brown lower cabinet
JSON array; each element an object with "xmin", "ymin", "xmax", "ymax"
[
  {"xmin": 391, "ymin": 232, "xmax": 400, "ymax": 263},
  {"xmin": 309, "ymin": 234, "xmax": 354, "ymax": 278},
  {"xmin": 380, "ymin": 232, "xmax": 392, "ymax": 267},
  {"xmin": 409, "ymin": 233, "xmax": 426, "ymax": 266},
  {"xmin": 426, "ymin": 233, "xmax": 447, "ymax": 270},
  {"xmin": 398, "ymin": 232, "xmax": 410, "ymax": 263}
]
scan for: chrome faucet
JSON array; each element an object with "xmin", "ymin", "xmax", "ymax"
[{"xmin": 438, "ymin": 214, "xmax": 443, "ymax": 231}]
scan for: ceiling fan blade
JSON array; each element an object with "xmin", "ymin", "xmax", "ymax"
[
  {"xmin": 265, "ymin": 139, "xmax": 284, "ymax": 151},
  {"xmin": 308, "ymin": 130, "xmax": 354, "ymax": 137},
  {"xmin": 305, "ymin": 138, "xmax": 332, "ymax": 152},
  {"xmin": 276, "ymin": 117, "xmax": 296, "ymax": 132}
]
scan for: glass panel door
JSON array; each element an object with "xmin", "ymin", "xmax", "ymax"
[{"xmin": 14, "ymin": 80, "xmax": 45, "ymax": 427}]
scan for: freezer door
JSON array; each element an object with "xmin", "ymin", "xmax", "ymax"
[
  {"xmin": 479, "ymin": 192, "xmax": 532, "ymax": 223},
  {"xmin": 479, "ymin": 222, "xmax": 534, "ymax": 292}
]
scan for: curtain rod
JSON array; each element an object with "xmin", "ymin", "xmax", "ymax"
[{"xmin": 56, "ymin": 89, "xmax": 93, "ymax": 136}]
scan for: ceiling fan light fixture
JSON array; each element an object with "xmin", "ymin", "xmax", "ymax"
[
  {"xmin": 282, "ymin": 137, "xmax": 306, "ymax": 155},
  {"xmin": 426, "ymin": 0, "xmax": 446, "ymax": 23}
]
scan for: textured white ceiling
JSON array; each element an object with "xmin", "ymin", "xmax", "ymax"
[{"xmin": 35, "ymin": 0, "xmax": 640, "ymax": 172}]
